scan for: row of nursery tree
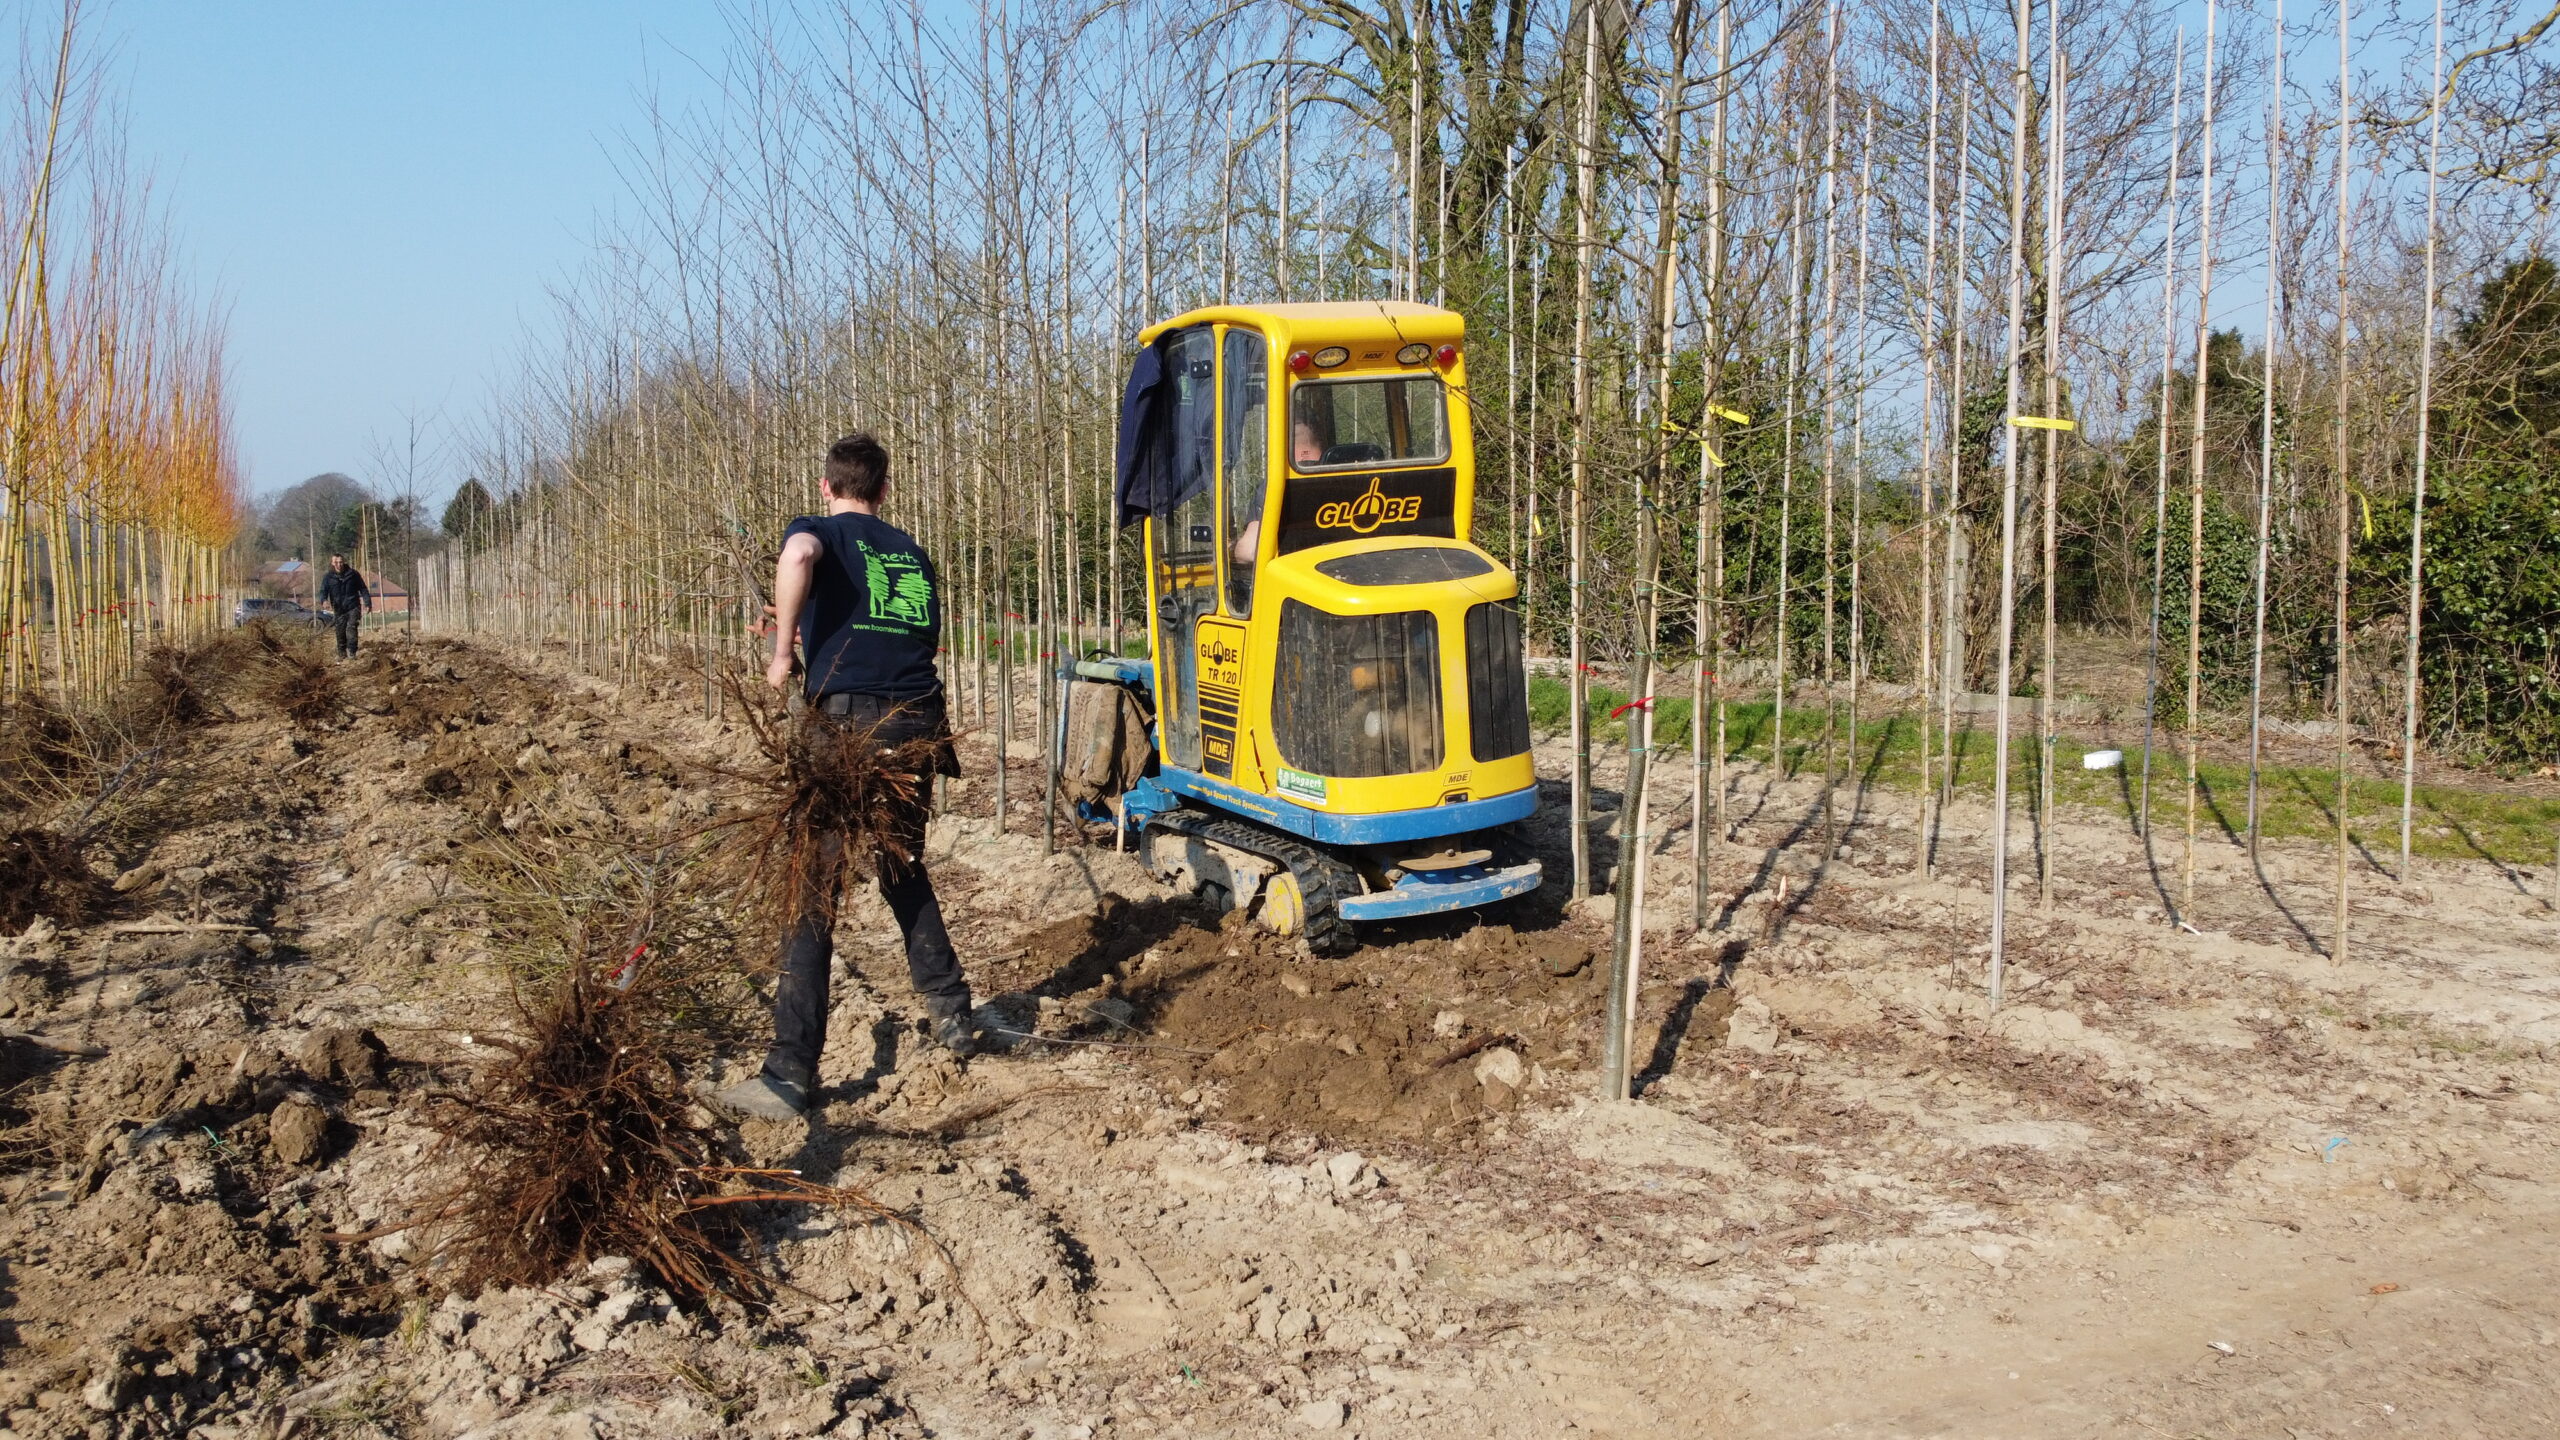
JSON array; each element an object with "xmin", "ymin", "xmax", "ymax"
[
  {"xmin": 2, "ymin": 2, "xmax": 243, "ymax": 702},
  {"xmin": 423, "ymin": 0, "xmax": 2560, "ymax": 782}
]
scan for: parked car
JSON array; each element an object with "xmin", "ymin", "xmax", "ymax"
[{"xmin": 232, "ymin": 597, "xmax": 332, "ymax": 629}]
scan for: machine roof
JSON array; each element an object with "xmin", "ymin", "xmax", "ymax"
[{"xmin": 1137, "ymin": 301, "xmax": 1463, "ymax": 347}]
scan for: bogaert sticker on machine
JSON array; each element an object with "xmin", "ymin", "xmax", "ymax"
[{"xmin": 1276, "ymin": 767, "xmax": 1327, "ymax": 804}]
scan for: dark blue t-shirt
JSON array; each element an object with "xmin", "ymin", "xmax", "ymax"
[{"xmin": 785, "ymin": 512, "xmax": 943, "ymax": 700}]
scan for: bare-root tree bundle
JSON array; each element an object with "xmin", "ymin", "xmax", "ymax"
[
  {"xmin": 419, "ymin": 951, "xmax": 753, "ymax": 1301},
  {"xmin": 132, "ymin": 632, "xmax": 250, "ymax": 731},
  {"xmin": 415, "ymin": 945, "xmax": 907, "ymax": 1303},
  {"xmin": 241, "ymin": 624, "xmax": 343, "ymax": 730},
  {"xmin": 0, "ymin": 697, "xmax": 90, "ymax": 809},
  {"xmin": 0, "ymin": 823, "xmax": 95, "ymax": 930},
  {"xmin": 687, "ymin": 670, "xmax": 952, "ymax": 960},
  {"xmin": 0, "ymin": 629, "xmax": 259, "ymax": 927},
  {"xmin": 415, "ymin": 800, "xmax": 915, "ymax": 1302}
]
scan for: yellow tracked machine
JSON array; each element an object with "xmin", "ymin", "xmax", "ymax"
[{"xmin": 1068, "ymin": 302, "xmax": 1541, "ymax": 955}]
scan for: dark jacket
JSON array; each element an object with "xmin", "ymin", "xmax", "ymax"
[{"xmin": 319, "ymin": 566, "xmax": 371, "ymax": 612}]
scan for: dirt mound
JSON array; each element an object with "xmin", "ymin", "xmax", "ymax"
[
  {"xmin": 354, "ymin": 637, "xmax": 562, "ymax": 739},
  {"xmin": 999, "ymin": 901, "xmax": 1609, "ymax": 1146}
]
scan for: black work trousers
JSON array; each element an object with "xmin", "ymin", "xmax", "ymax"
[
  {"xmin": 760, "ymin": 691, "xmax": 965, "ymax": 1092},
  {"xmin": 333, "ymin": 606, "xmax": 363, "ymax": 659}
]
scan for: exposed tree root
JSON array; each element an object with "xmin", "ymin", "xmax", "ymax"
[
  {"xmin": 0, "ymin": 826, "xmax": 97, "ymax": 930},
  {"xmin": 133, "ymin": 637, "xmax": 242, "ymax": 730},
  {"xmin": 410, "ymin": 947, "xmax": 909, "ymax": 1305}
]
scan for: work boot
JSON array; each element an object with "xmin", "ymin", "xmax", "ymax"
[
  {"xmin": 713, "ymin": 1072, "xmax": 807, "ymax": 1122},
  {"xmin": 930, "ymin": 1009, "xmax": 977, "ymax": 1059}
]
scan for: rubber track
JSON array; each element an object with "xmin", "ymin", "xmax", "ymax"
[{"xmin": 1152, "ymin": 808, "xmax": 1363, "ymax": 957}]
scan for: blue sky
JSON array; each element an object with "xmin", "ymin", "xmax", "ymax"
[{"xmin": 113, "ymin": 0, "xmax": 732, "ymax": 504}]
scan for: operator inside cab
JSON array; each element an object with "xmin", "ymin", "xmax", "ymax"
[{"xmin": 1227, "ymin": 421, "xmax": 1324, "ymax": 567}]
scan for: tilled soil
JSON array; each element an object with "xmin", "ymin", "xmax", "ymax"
[{"xmin": 1, "ymin": 633, "xmax": 2556, "ymax": 1439}]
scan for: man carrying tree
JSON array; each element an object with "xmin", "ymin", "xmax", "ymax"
[
  {"xmin": 719, "ymin": 432, "xmax": 975, "ymax": 1124},
  {"xmin": 318, "ymin": 554, "xmax": 372, "ymax": 660}
]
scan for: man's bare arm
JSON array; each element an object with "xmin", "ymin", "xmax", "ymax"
[{"xmin": 767, "ymin": 533, "xmax": 822, "ymax": 689}]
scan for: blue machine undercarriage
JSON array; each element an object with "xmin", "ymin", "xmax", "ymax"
[{"xmin": 1063, "ymin": 656, "xmax": 1542, "ymax": 930}]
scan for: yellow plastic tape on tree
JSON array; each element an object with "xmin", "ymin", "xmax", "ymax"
[
  {"xmin": 1711, "ymin": 404, "xmax": 1751, "ymax": 424},
  {"xmin": 2009, "ymin": 415, "xmax": 2078, "ymax": 432}
]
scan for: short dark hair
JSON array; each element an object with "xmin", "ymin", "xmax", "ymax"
[{"xmin": 823, "ymin": 433, "xmax": 890, "ymax": 503}]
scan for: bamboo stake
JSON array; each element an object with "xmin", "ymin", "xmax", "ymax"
[
  {"xmin": 1277, "ymin": 27, "xmax": 1293, "ymax": 299},
  {"xmin": 1406, "ymin": 63, "xmax": 1422, "ymax": 303},
  {"xmin": 1505, "ymin": 146, "xmax": 1518, "ymax": 578},
  {"xmin": 1111, "ymin": 179, "xmax": 1127, "ymax": 655},
  {"xmin": 1526, "ymin": 184, "xmax": 1543, "ymax": 642}
]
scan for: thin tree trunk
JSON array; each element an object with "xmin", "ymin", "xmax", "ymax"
[
  {"xmin": 1694, "ymin": 0, "xmax": 1732, "ymax": 927},
  {"xmin": 1775, "ymin": 182, "xmax": 1805, "ymax": 789},
  {"xmin": 1568, "ymin": 5, "xmax": 1599, "ymax": 903},
  {"xmin": 1847, "ymin": 104, "xmax": 1874, "ymax": 861},
  {"xmin": 1914, "ymin": 1, "xmax": 1943, "ymax": 879},
  {"xmin": 2332, "ymin": 0, "xmax": 2354, "ymax": 958},
  {"xmin": 1936, "ymin": 94, "xmax": 1974, "ymax": 859},
  {"xmin": 2137, "ymin": 32, "xmax": 2186, "ymax": 854},
  {"xmin": 1989, "ymin": 0, "xmax": 2034, "ymax": 1010},
  {"xmin": 2398, "ymin": 0, "xmax": 2444, "ymax": 880},
  {"xmin": 2037, "ymin": 20, "xmax": 2067, "ymax": 910},
  {"xmin": 1605, "ymin": 0, "xmax": 1690, "ymax": 1103},
  {"xmin": 1818, "ymin": 7, "xmax": 1843, "ymax": 852},
  {"xmin": 2244, "ymin": 0, "xmax": 2284, "ymax": 859},
  {"xmin": 2183, "ymin": 0, "xmax": 2223, "ymax": 925}
]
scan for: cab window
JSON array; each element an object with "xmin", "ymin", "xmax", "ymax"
[
  {"xmin": 1221, "ymin": 328, "xmax": 1268, "ymax": 614},
  {"xmin": 1290, "ymin": 375, "xmax": 1448, "ymax": 470}
]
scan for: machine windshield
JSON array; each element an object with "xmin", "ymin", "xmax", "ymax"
[{"xmin": 1290, "ymin": 375, "xmax": 1448, "ymax": 471}]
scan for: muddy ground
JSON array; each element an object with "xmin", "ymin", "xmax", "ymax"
[{"xmin": 2, "ymin": 632, "xmax": 2556, "ymax": 1439}]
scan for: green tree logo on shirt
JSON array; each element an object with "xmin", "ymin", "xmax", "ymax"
[{"xmin": 860, "ymin": 542, "xmax": 933, "ymax": 628}]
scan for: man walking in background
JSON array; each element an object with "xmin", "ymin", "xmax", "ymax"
[
  {"xmin": 319, "ymin": 554, "xmax": 371, "ymax": 660},
  {"xmin": 719, "ymin": 432, "xmax": 974, "ymax": 1124}
]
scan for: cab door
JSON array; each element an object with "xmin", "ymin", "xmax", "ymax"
[
  {"xmin": 1197, "ymin": 326, "xmax": 1267, "ymax": 784},
  {"xmin": 1149, "ymin": 325, "xmax": 1219, "ymax": 772}
]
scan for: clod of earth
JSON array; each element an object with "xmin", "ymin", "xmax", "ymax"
[{"xmin": 267, "ymin": 1095, "xmax": 332, "ymax": 1166}]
